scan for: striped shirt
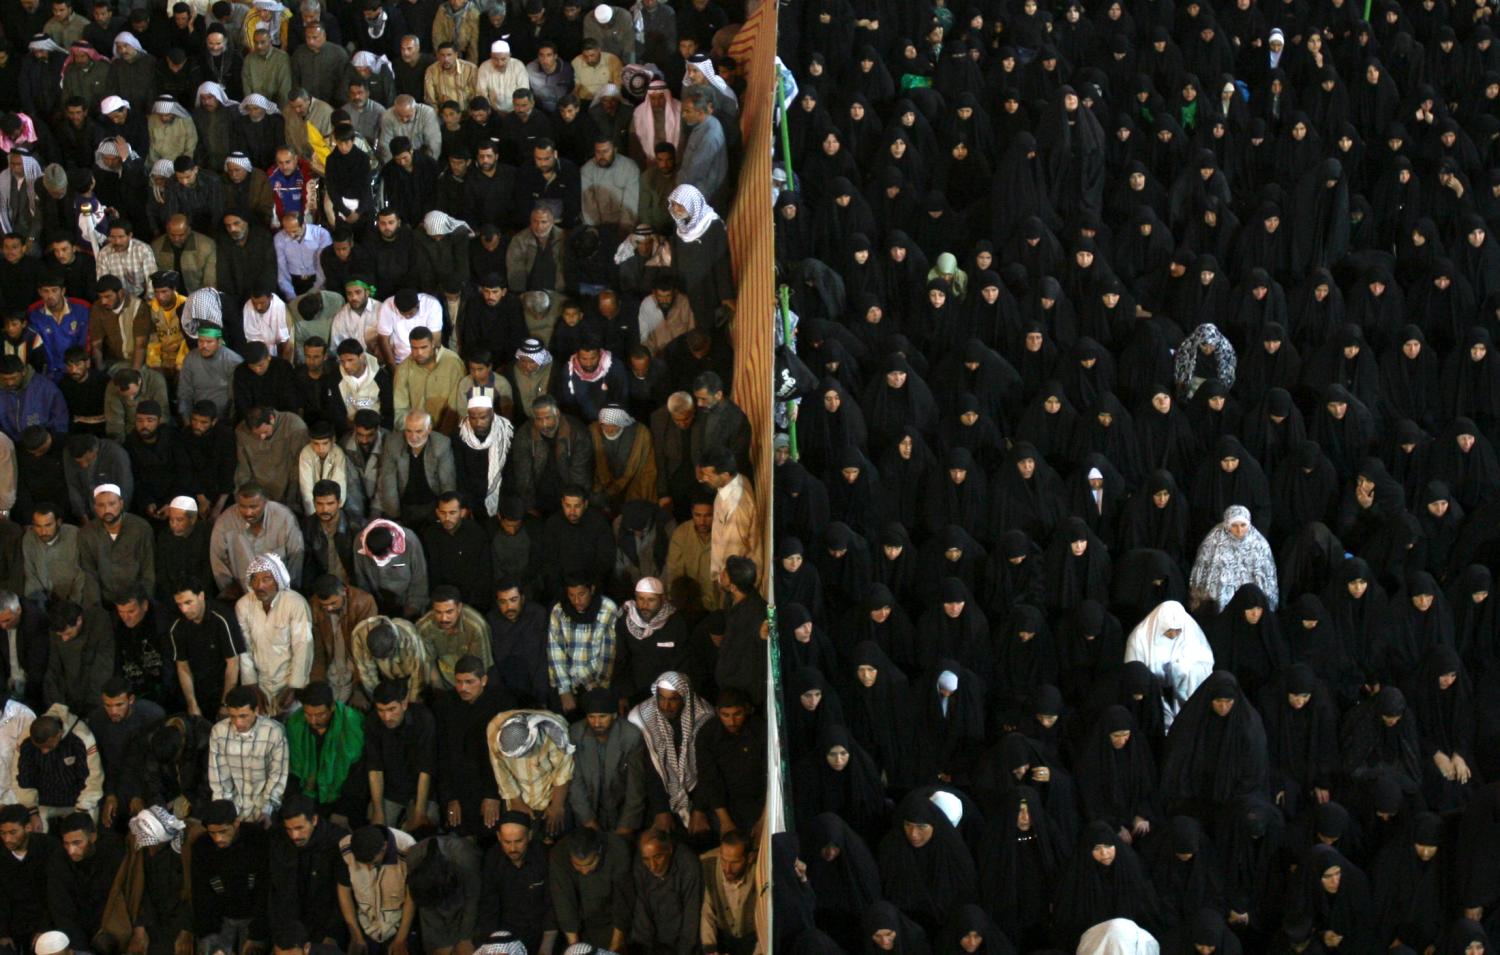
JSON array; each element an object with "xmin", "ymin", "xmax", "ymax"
[
  {"xmin": 209, "ymin": 715, "xmax": 289, "ymax": 819},
  {"xmin": 546, "ymin": 597, "xmax": 620, "ymax": 696}
]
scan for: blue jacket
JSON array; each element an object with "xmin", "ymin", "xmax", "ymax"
[
  {"xmin": 28, "ymin": 299, "xmax": 93, "ymax": 381},
  {"xmin": 0, "ymin": 373, "xmax": 70, "ymax": 440}
]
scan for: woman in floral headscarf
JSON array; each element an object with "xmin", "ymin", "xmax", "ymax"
[
  {"xmin": 1174, "ymin": 322, "xmax": 1237, "ymax": 397},
  {"xmin": 1189, "ymin": 505, "xmax": 1279, "ymax": 613}
]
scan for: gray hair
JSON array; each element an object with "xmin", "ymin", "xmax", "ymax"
[
  {"xmin": 404, "ymin": 409, "xmax": 433, "ymax": 430},
  {"xmin": 532, "ymin": 395, "xmax": 560, "ymax": 416},
  {"xmin": 684, "ymin": 87, "xmax": 712, "ymax": 111}
]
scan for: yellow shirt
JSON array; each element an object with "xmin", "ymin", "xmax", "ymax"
[{"xmin": 147, "ymin": 294, "xmax": 188, "ymax": 372}]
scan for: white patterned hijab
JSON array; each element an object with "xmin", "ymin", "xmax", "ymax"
[{"xmin": 1189, "ymin": 505, "xmax": 1279, "ymax": 611}]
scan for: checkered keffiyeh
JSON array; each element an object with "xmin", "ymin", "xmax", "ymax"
[{"xmin": 129, "ymin": 806, "xmax": 187, "ymax": 853}]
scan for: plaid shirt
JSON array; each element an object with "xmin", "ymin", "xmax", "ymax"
[
  {"xmin": 486, "ymin": 709, "xmax": 575, "ymax": 809},
  {"xmin": 96, "ymin": 239, "xmax": 158, "ymax": 298},
  {"xmin": 209, "ymin": 715, "xmax": 289, "ymax": 819},
  {"xmin": 546, "ymin": 597, "xmax": 620, "ymax": 696}
]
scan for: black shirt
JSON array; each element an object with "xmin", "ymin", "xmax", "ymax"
[
  {"xmin": 476, "ymin": 838, "xmax": 552, "ymax": 952},
  {"xmin": 420, "ymin": 518, "xmax": 495, "ymax": 608},
  {"xmin": 365, "ymin": 701, "xmax": 437, "ymax": 803},
  {"xmin": 693, "ymin": 717, "xmax": 767, "ymax": 831},
  {"xmin": 167, "ymin": 603, "xmax": 244, "ymax": 714},
  {"xmin": 402, "ymin": 444, "xmax": 436, "ymax": 508},
  {"xmin": 0, "ymin": 830, "xmax": 60, "ymax": 940}
]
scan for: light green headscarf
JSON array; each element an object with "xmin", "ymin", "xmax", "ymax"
[{"xmin": 928, "ymin": 252, "xmax": 968, "ymax": 300}]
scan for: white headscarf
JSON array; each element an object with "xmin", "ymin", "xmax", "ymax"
[
  {"xmin": 352, "ymin": 51, "xmax": 392, "ymax": 74},
  {"xmin": 1077, "ymin": 919, "xmax": 1161, "ymax": 955},
  {"xmin": 496, "ymin": 711, "xmax": 574, "ymax": 758},
  {"xmin": 668, "ymin": 184, "xmax": 719, "ymax": 242},
  {"xmin": 240, "ymin": 93, "xmax": 281, "ymax": 116},
  {"xmin": 152, "ymin": 97, "xmax": 193, "ymax": 121},
  {"xmin": 196, "ymin": 81, "xmax": 238, "ymax": 108},
  {"xmin": 686, "ymin": 54, "xmax": 737, "ymax": 106},
  {"xmin": 627, "ymin": 671, "xmax": 713, "ymax": 823},
  {"xmin": 422, "ymin": 210, "xmax": 471, "ymax": 236},
  {"xmin": 1189, "ymin": 505, "xmax": 1279, "ymax": 612},
  {"xmin": 29, "ymin": 36, "xmax": 66, "ymax": 55},
  {"xmin": 1124, "ymin": 599, "xmax": 1215, "ymax": 731},
  {"xmin": 1268, "ymin": 29, "xmax": 1285, "ymax": 69},
  {"xmin": 114, "ymin": 32, "xmax": 146, "ymax": 55},
  {"xmin": 246, "ymin": 552, "xmax": 291, "ymax": 591},
  {"xmin": 129, "ymin": 806, "xmax": 187, "ymax": 853}
]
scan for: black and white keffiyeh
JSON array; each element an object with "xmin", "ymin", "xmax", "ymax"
[
  {"xmin": 628, "ymin": 671, "xmax": 713, "ymax": 822},
  {"xmin": 129, "ymin": 806, "xmax": 187, "ymax": 853},
  {"xmin": 669, "ymin": 184, "xmax": 720, "ymax": 242}
]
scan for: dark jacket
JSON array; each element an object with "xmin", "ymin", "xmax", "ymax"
[
  {"xmin": 476, "ymin": 838, "xmax": 552, "ymax": 952},
  {"xmin": 537, "ymin": 508, "xmax": 616, "ymax": 600},
  {"xmin": 419, "ymin": 518, "xmax": 495, "ymax": 609},
  {"xmin": 549, "ymin": 831, "xmax": 635, "ymax": 946},
  {"xmin": 267, "ymin": 815, "xmax": 349, "ymax": 943},
  {"xmin": 0, "ymin": 830, "xmax": 60, "ymax": 940},
  {"xmin": 631, "ymin": 845, "xmax": 703, "ymax": 955},
  {"xmin": 233, "ymin": 358, "xmax": 304, "ymax": 419},
  {"xmin": 431, "ymin": 682, "xmax": 508, "ymax": 837},
  {"xmin": 716, "ymin": 592, "xmax": 767, "ymax": 701},
  {"xmin": 190, "ymin": 823, "xmax": 270, "ymax": 938},
  {"xmin": 124, "ymin": 427, "xmax": 196, "ymax": 516},
  {"xmin": 46, "ymin": 828, "xmax": 126, "ymax": 943},
  {"xmin": 302, "ymin": 512, "xmax": 358, "ymax": 591},
  {"xmin": 155, "ymin": 520, "xmax": 212, "ymax": 604},
  {"xmin": 508, "ymin": 416, "xmax": 593, "ymax": 513},
  {"xmin": 567, "ymin": 718, "xmax": 648, "ymax": 831}
]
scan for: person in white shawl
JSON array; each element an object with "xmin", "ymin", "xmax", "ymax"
[
  {"xmin": 627, "ymin": 670, "xmax": 713, "ymax": 828},
  {"xmin": 1188, "ymin": 505, "xmax": 1279, "ymax": 613},
  {"xmin": 1124, "ymin": 600, "xmax": 1214, "ymax": 731},
  {"xmin": 0, "ymin": 149, "xmax": 42, "ymax": 234},
  {"xmin": 456, "ymin": 390, "xmax": 514, "ymax": 517},
  {"xmin": 235, "ymin": 552, "xmax": 314, "ymax": 714},
  {"xmin": 1077, "ymin": 919, "xmax": 1160, "ymax": 955},
  {"xmin": 148, "ymin": 95, "xmax": 199, "ymax": 166},
  {"xmin": 668, "ymin": 183, "xmax": 719, "ymax": 242}
]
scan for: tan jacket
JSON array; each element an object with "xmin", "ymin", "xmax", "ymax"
[
  {"xmin": 424, "ymin": 59, "xmax": 478, "ymax": 108},
  {"xmin": 392, "ymin": 346, "xmax": 466, "ymax": 432}
]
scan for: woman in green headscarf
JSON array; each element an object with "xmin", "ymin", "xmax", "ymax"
[{"xmin": 927, "ymin": 251, "xmax": 969, "ymax": 301}]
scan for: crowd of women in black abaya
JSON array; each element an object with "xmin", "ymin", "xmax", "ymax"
[{"xmin": 768, "ymin": 0, "xmax": 1500, "ymax": 953}]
